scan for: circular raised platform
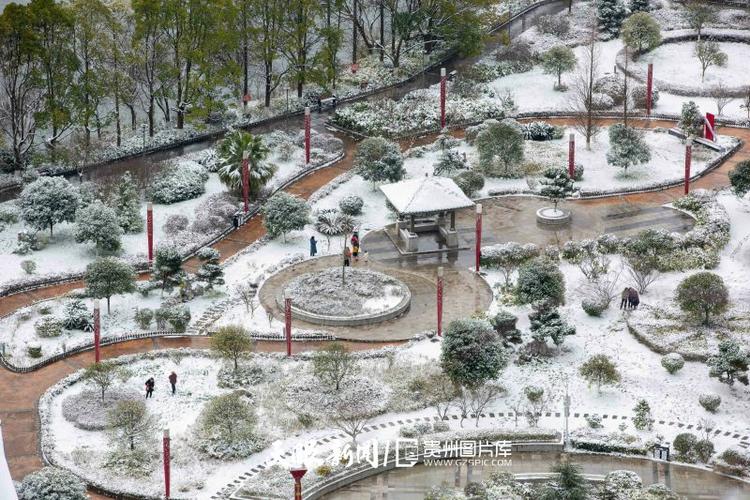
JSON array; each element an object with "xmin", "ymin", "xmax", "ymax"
[
  {"xmin": 536, "ymin": 207, "xmax": 571, "ymax": 225},
  {"xmin": 278, "ymin": 267, "xmax": 412, "ymax": 327}
]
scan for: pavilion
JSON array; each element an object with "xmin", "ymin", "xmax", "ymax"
[{"xmin": 379, "ymin": 175, "xmax": 475, "ymax": 253}]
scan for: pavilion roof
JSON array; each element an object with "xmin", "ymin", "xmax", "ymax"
[{"xmin": 379, "ymin": 175, "xmax": 475, "ymax": 216}]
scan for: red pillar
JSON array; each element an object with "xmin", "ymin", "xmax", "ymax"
[
  {"xmin": 146, "ymin": 202, "xmax": 154, "ymax": 264},
  {"xmin": 304, "ymin": 107, "xmax": 311, "ymax": 166},
  {"xmin": 284, "ymin": 296, "xmax": 292, "ymax": 357},
  {"xmin": 291, "ymin": 467, "xmax": 307, "ymax": 500},
  {"xmin": 475, "ymin": 204, "xmax": 483, "ymax": 273},
  {"xmin": 163, "ymin": 429, "xmax": 171, "ymax": 499},
  {"xmin": 93, "ymin": 299, "xmax": 100, "ymax": 363},
  {"xmin": 646, "ymin": 63, "xmax": 653, "ymax": 116},
  {"xmin": 684, "ymin": 141, "xmax": 692, "ymax": 195},
  {"xmin": 568, "ymin": 133, "xmax": 575, "ymax": 178},
  {"xmin": 440, "ymin": 67, "xmax": 447, "ymax": 130},
  {"xmin": 241, "ymin": 150, "xmax": 250, "ymax": 214},
  {"xmin": 704, "ymin": 112, "xmax": 716, "ymax": 141},
  {"xmin": 436, "ymin": 266, "xmax": 444, "ymax": 337}
]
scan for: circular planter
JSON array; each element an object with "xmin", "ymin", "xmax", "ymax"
[
  {"xmin": 278, "ymin": 268, "xmax": 412, "ymax": 327},
  {"xmin": 536, "ymin": 207, "xmax": 571, "ymax": 225}
]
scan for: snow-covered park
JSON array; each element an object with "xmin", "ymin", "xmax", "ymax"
[{"xmin": 5, "ymin": 0, "xmax": 750, "ymax": 499}]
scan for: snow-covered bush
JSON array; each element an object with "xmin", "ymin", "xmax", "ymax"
[
  {"xmin": 163, "ymin": 214, "xmax": 190, "ymax": 235},
  {"xmin": 595, "ymin": 74, "xmax": 626, "ymax": 105},
  {"xmin": 632, "ymin": 399, "xmax": 654, "ymax": 430},
  {"xmin": 165, "ymin": 305, "xmax": 191, "ymax": 332},
  {"xmin": 521, "ymin": 121, "xmax": 564, "ymax": 141},
  {"xmin": 190, "ymin": 192, "xmax": 239, "ymax": 235},
  {"xmin": 453, "ymin": 170, "xmax": 484, "ymax": 197},
  {"xmin": 537, "ymin": 14, "xmax": 570, "ymax": 36},
  {"xmin": 476, "ymin": 119, "xmax": 525, "ymax": 178},
  {"xmin": 113, "ymin": 171, "xmax": 144, "ymax": 233},
  {"xmin": 494, "ymin": 40, "xmax": 535, "ymax": 76},
  {"xmin": 482, "ymin": 242, "xmax": 540, "ymax": 287},
  {"xmin": 217, "ymin": 358, "xmax": 279, "ymax": 388},
  {"xmin": 196, "ymin": 391, "xmax": 266, "ymax": 459},
  {"xmin": 516, "ymin": 257, "xmax": 566, "ymax": 305},
  {"xmin": 338, "ymin": 195, "xmax": 364, "ymax": 216},
  {"xmin": 432, "ymin": 421, "xmax": 450, "ymax": 433},
  {"xmin": 434, "ymin": 148, "xmax": 468, "ymax": 176},
  {"xmin": 632, "ymin": 83, "xmax": 660, "ymax": 109},
  {"xmin": 13, "ymin": 230, "xmax": 48, "ymax": 255},
  {"xmin": 20, "ymin": 260, "xmax": 36, "ymax": 275},
  {"xmin": 660, "ymin": 352, "xmax": 685, "ymax": 374},
  {"xmin": 581, "ymin": 297, "xmax": 608, "ymax": 316},
  {"xmin": 585, "ymin": 414, "xmax": 603, "ymax": 429},
  {"xmin": 27, "ymin": 343, "xmax": 42, "ymax": 358},
  {"xmin": 62, "ymin": 300, "xmax": 91, "ymax": 331},
  {"xmin": 148, "ymin": 160, "xmax": 208, "ymax": 204},
  {"xmin": 676, "ymin": 272, "xmax": 729, "ymax": 325},
  {"xmin": 261, "ymin": 192, "xmax": 310, "ymax": 242},
  {"xmin": 698, "ymin": 393, "xmax": 721, "ymax": 412},
  {"xmin": 0, "ymin": 201, "xmax": 19, "ymax": 228},
  {"xmin": 465, "ymin": 119, "xmax": 498, "ymax": 144},
  {"xmin": 134, "ymin": 308, "xmax": 153, "ymax": 329},
  {"xmin": 601, "ymin": 470, "xmax": 642, "ymax": 498},
  {"xmin": 399, "ymin": 422, "xmax": 432, "ymax": 438},
  {"xmin": 591, "ymin": 92, "xmax": 615, "ymax": 110},
  {"xmin": 74, "ymin": 200, "xmax": 123, "ymax": 253},
  {"xmin": 673, "ymin": 432, "xmax": 698, "ymax": 460},
  {"xmin": 35, "ymin": 316, "xmax": 63, "ymax": 338},
  {"xmin": 597, "ymin": 0, "xmax": 629, "ymax": 38},
  {"xmin": 191, "ymin": 148, "xmax": 220, "ymax": 172},
  {"xmin": 679, "ymin": 101, "xmax": 705, "ymax": 138},
  {"xmin": 62, "ymin": 388, "xmax": 140, "ymax": 431},
  {"xmin": 19, "ymin": 176, "xmax": 79, "ymax": 236},
  {"xmin": 353, "ymin": 137, "xmax": 405, "ymax": 184},
  {"xmin": 441, "ymin": 318, "xmax": 507, "ymax": 387},
  {"xmin": 17, "ymin": 466, "xmax": 87, "ymax": 500},
  {"xmin": 607, "ymin": 124, "xmax": 651, "ymax": 174}
]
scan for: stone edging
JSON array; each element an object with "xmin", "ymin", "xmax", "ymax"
[{"xmin": 615, "ymin": 29, "xmax": 750, "ymax": 98}]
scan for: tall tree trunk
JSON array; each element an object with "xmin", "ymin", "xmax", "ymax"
[
  {"xmin": 379, "ymin": 0, "xmax": 385, "ymax": 61},
  {"xmin": 352, "ymin": 0, "xmax": 358, "ymax": 64}
]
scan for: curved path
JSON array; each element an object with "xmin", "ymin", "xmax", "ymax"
[{"xmin": 1, "ymin": 115, "xmax": 748, "ymax": 495}]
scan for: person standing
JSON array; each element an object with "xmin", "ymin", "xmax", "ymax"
[
  {"xmin": 343, "ymin": 246, "xmax": 351, "ymax": 267},
  {"xmin": 310, "ymin": 236, "xmax": 318, "ymax": 257},
  {"xmin": 145, "ymin": 377, "xmax": 155, "ymax": 399},
  {"xmin": 168, "ymin": 372, "xmax": 177, "ymax": 395},
  {"xmin": 629, "ymin": 288, "xmax": 640, "ymax": 309},
  {"xmin": 620, "ymin": 288, "xmax": 630, "ymax": 310},
  {"xmin": 351, "ymin": 232, "xmax": 360, "ymax": 262}
]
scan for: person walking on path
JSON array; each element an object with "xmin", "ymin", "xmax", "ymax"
[
  {"xmin": 628, "ymin": 288, "xmax": 640, "ymax": 309},
  {"xmin": 351, "ymin": 232, "xmax": 360, "ymax": 262},
  {"xmin": 343, "ymin": 246, "xmax": 351, "ymax": 267},
  {"xmin": 620, "ymin": 288, "xmax": 630, "ymax": 310},
  {"xmin": 310, "ymin": 236, "xmax": 318, "ymax": 257},
  {"xmin": 168, "ymin": 372, "xmax": 177, "ymax": 395},
  {"xmin": 145, "ymin": 377, "xmax": 155, "ymax": 398}
]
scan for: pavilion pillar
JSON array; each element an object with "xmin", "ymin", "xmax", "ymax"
[
  {"xmin": 409, "ymin": 215, "xmax": 415, "ymax": 233},
  {"xmin": 450, "ymin": 211, "xmax": 456, "ymax": 230}
]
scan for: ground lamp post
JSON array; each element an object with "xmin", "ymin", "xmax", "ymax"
[
  {"xmin": 93, "ymin": 299, "xmax": 101, "ymax": 363},
  {"xmin": 163, "ymin": 429, "xmax": 171, "ymax": 499},
  {"xmin": 290, "ymin": 466, "xmax": 307, "ymax": 500},
  {"xmin": 241, "ymin": 150, "xmax": 250, "ymax": 214},
  {"xmin": 440, "ymin": 68, "xmax": 447, "ymax": 129},
  {"xmin": 284, "ymin": 293, "xmax": 292, "ymax": 357},
  {"xmin": 304, "ymin": 107, "xmax": 311, "ymax": 167},
  {"xmin": 684, "ymin": 139, "xmax": 692, "ymax": 195},
  {"xmin": 147, "ymin": 202, "xmax": 154, "ymax": 265},
  {"xmin": 646, "ymin": 63, "xmax": 654, "ymax": 117},
  {"xmin": 568, "ymin": 133, "xmax": 575, "ymax": 178},
  {"xmin": 436, "ymin": 266, "xmax": 444, "ymax": 337},
  {"xmin": 475, "ymin": 204, "xmax": 483, "ymax": 273}
]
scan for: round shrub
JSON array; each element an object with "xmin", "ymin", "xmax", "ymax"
[
  {"xmin": 516, "ymin": 257, "xmax": 565, "ymax": 305},
  {"xmin": 582, "ymin": 297, "xmax": 608, "ymax": 317},
  {"xmin": 660, "ymin": 353, "xmax": 685, "ymax": 374},
  {"xmin": 729, "ymin": 160, "xmax": 750, "ymax": 197},
  {"xmin": 573, "ymin": 163, "xmax": 584, "ymax": 181},
  {"xmin": 675, "ymin": 272, "xmax": 729, "ymax": 325},
  {"xmin": 632, "ymin": 84, "xmax": 660, "ymax": 109},
  {"xmin": 338, "ymin": 195, "xmax": 364, "ymax": 216},
  {"xmin": 695, "ymin": 439, "xmax": 715, "ymax": 462},
  {"xmin": 522, "ymin": 121, "xmax": 563, "ymax": 141},
  {"xmin": 62, "ymin": 389, "xmax": 141, "ymax": 430},
  {"xmin": 315, "ymin": 464, "xmax": 333, "ymax": 477},
  {"xmin": 35, "ymin": 316, "xmax": 63, "ymax": 338},
  {"xmin": 673, "ymin": 432, "xmax": 698, "ymax": 456},
  {"xmin": 591, "ymin": 93, "xmax": 615, "ymax": 110},
  {"xmin": 148, "ymin": 160, "xmax": 208, "ymax": 204},
  {"xmin": 453, "ymin": 170, "xmax": 485, "ymax": 197},
  {"xmin": 698, "ymin": 393, "xmax": 721, "ymax": 413},
  {"xmin": 432, "ymin": 421, "xmax": 450, "ymax": 432},
  {"xmin": 134, "ymin": 308, "xmax": 154, "ymax": 330},
  {"xmin": 441, "ymin": 318, "xmax": 507, "ymax": 388},
  {"xmin": 17, "ymin": 466, "xmax": 87, "ymax": 500},
  {"xmin": 27, "ymin": 343, "xmax": 42, "ymax": 358},
  {"xmin": 585, "ymin": 413, "xmax": 603, "ymax": 429},
  {"xmin": 162, "ymin": 214, "xmax": 190, "ymax": 235}
]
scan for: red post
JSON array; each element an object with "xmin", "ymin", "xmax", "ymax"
[
  {"xmin": 304, "ymin": 107, "xmax": 311, "ymax": 166},
  {"xmin": 291, "ymin": 467, "xmax": 307, "ymax": 500},
  {"xmin": 568, "ymin": 133, "xmax": 575, "ymax": 178},
  {"xmin": 684, "ymin": 141, "xmax": 692, "ymax": 195},
  {"xmin": 93, "ymin": 299, "xmax": 100, "ymax": 363},
  {"xmin": 163, "ymin": 429, "xmax": 171, "ymax": 499},
  {"xmin": 704, "ymin": 112, "xmax": 716, "ymax": 141},
  {"xmin": 475, "ymin": 204, "xmax": 483, "ymax": 273},
  {"xmin": 440, "ymin": 67, "xmax": 447, "ymax": 130},
  {"xmin": 646, "ymin": 63, "xmax": 653, "ymax": 116},
  {"xmin": 436, "ymin": 266, "xmax": 444, "ymax": 337},
  {"xmin": 241, "ymin": 150, "xmax": 250, "ymax": 214},
  {"xmin": 284, "ymin": 295, "xmax": 292, "ymax": 357},
  {"xmin": 146, "ymin": 202, "xmax": 154, "ymax": 264}
]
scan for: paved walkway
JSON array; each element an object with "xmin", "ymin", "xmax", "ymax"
[{"xmin": 1, "ymin": 116, "xmax": 749, "ymax": 495}]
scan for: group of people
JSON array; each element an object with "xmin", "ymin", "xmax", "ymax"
[
  {"xmin": 309, "ymin": 231, "xmax": 367, "ymax": 267},
  {"xmin": 144, "ymin": 372, "xmax": 178, "ymax": 398},
  {"xmin": 619, "ymin": 287, "xmax": 640, "ymax": 310}
]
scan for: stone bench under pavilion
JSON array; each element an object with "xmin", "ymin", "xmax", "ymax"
[{"xmin": 379, "ymin": 176, "xmax": 475, "ymax": 253}]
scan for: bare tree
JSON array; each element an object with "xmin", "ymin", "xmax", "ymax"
[
  {"xmin": 695, "ymin": 40, "xmax": 727, "ymax": 82},
  {"xmin": 424, "ymin": 371, "xmax": 459, "ymax": 421},
  {"xmin": 625, "ymin": 258, "xmax": 660, "ymax": 293},
  {"xmin": 741, "ymin": 86, "xmax": 750, "ymax": 121},
  {"xmin": 468, "ymin": 382, "xmax": 506, "ymax": 428},
  {"xmin": 235, "ymin": 283, "xmax": 256, "ymax": 313},
  {"xmin": 710, "ymin": 81, "xmax": 734, "ymax": 116},
  {"xmin": 326, "ymin": 381, "xmax": 383, "ymax": 450},
  {"xmin": 570, "ymin": 20, "xmax": 601, "ymax": 149}
]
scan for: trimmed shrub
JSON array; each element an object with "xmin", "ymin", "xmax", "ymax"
[
  {"xmin": 673, "ymin": 433, "xmax": 698, "ymax": 457},
  {"xmin": 62, "ymin": 300, "xmax": 91, "ymax": 331},
  {"xmin": 27, "ymin": 343, "xmax": 42, "ymax": 358},
  {"xmin": 695, "ymin": 439, "xmax": 715, "ymax": 462},
  {"xmin": 661, "ymin": 353, "xmax": 685, "ymax": 374},
  {"xmin": 516, "ymin": 257, "xmax": 566, "ymax": 305},
  {"xmin": 17, "ymin": 466, "xmax": 87, "ymax": 500},
  {"xmin": 148, "ymin": 161, "xmax": 208, "ymax": 204},
  {"xmin": 537, "ymin": 14, "xmax": 570, "ymax": 36},
  {"xmin": 134, "ymin": 308, "xmax": 154, "ymax": 330},
  {"xmin": 522, "ymin": 121, "xmax": 564, "ymax": 141},
  {"xmin": 585, "ymin": 414, "xmax": 603, "ymax": 429},
  {"xmin": 698, "ymin": 393, "xmax": 721, "ymax": 412},
  {"xmin": 582, "ymin": 297, "xmax": 608, "ymax": 317},
  {"xmin": 163, "ymin": 214, "xmax": 190, "ymax": 235},
  {"xmin": 453, "ymin": 170, "xmax": 485, "ymax": 197},
  {"xmin": 166, "ymin": 305, "xmax": 191, "ymax": 333},
  {"xmin": 35, "ymin": 316, "xmax": 63, "ymax": 338},
  {"xmin": 338, "ymin": 195, "xmax": 364, "ymax": 216}
]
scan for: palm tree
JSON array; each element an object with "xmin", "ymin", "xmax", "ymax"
[
  {"xmin": 314, "ymin": 209, "xmax": 355, "ymax": 251},
  {"xmin": 216, "ymin": 130, "xmax": 275, "ymax": 196}
]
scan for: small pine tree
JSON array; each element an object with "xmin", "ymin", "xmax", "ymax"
[
  {"xmin": 261, "ymin": 192, "xmax": 310, "ymax": 242},
  {"xmin": 679, "ymin": 101, "xmax": 705, "ymax": 138},
  {"xmin": 529, "ymin": 300, "xmax": 576, "ymax": 348},
  {"xmin": 539, "ymin": 167, "xmax": 574, "ymax": 212},
  {"xmin": 74, "ymin": 200, "xmax": 123, "ymax": 254},
  {"xmin": 580, "ymin": 354, "xmax": 621, "ymax": 393},
  {"xmin": 85, "ymin": 257, "xmax": 136, "ymax": 313},
  {"xmin": 113, "ymin": 171, "xmax": 144, "ymax": 233},
  {"xmin": 707, "ymin": 340, "xmax": 749, "ymax": 386},
  {"xmin": 152, "ymin": 245, "xmax": 184, "ymax": 294},
  {"xmin": 622, "ymin": 12, "xmax": 661, "ymax": 55},
  {"xmin": 606, "ymin": 124, "xmax": 651, "ymax": 173},
  {"xmin": 597, "ymin": 0, "xmax": 629, "ymax": 37},
  {"xmin": 632, "ymin": 399, "xmax": 654, "ymax": 430},
  {"xmin": 196, "ymin": 247, "xmax": 224, "ymax": 289}
]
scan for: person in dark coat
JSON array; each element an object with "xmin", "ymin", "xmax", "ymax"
[
  {"xmin": 351, "ymin": 232, "xmax": 360, "ymax": 262},
  {"xmin": 145, "ymin": 377, "xmax": 155, "ymax": 398},
  {"xmin": 628, "ymin": 288, "xmax": 640, "ymax": 309},
  {"xmin": 620, "ymin": 288, "xmax": 630, "ymax": 310},
  {"xmin": 343, "ymin": 246, "xmax": 351, "ymax": 267},
  {"xmin": 168, "ymin": 372, "xmax": 177, "ymax": 395},
  {"xmin": 310, "ymin": 236, "xmax": 318, "ymax": 257}
]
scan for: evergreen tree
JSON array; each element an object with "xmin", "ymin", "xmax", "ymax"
[
  {"xmin": 85, "ymin": 257, "xmax": 136, "ymax": 313},
  {"xmin": 19, "ymin": 177, "xmax": 79, "ymax": 236},
  {"xmin": 17, "ymin": 467, "xmax": 87, "ymax": 500},
  {"xmin": 107, "ymin": 400, "xmax": 155, "ymax": 451},
  {"xmin": 580, "ymin": 354, "xmax": 621, "ymax": 393},
  {"xmin": 729, "ymin": 160, "xmax": 750, "ymax": 196},
  {"xmin": 597, "ymin": 0, "xmax": 629, "ymax": 38},
  {"xmin": 675, "ymin": 272, "xmax": 729, "ymax": 325},
  {"xmin": 679, "ymin": 101, "xmax": 705, "ymax": 138},
  {"xmin": 475, "ymin": 120, "xmax": 525, "ymax": 178},
  {"xmin": 707, "ymin": 340, "xmax": 749, "ymax": 386},
  {"xmin": 516, "ymin": 257, "xmax": 566, "ymax": 306},
  {"xmin": 539, "ymin": 462, "xmax": 589, "ymax": 500},
  {"xmin": 539, "ymin": 167, "xmax": 575, "ymax": 212},
  {"xmin": 440, "ymin": 318, "xmax": 507, "ymax": 390},
  {"xmin": 541, "ymin": 46, "xmax": 577, "ymax": 90},
  {"xmin": 622, "ymin": 12, "xmax": 661, "ymax": 55},
  {"xmin": 152, "ymin": 245, "xmax": 184, "ymax": 294},
  {"xmin": 261, "ymin": 192, "xmax": 310, "ymax": 242},
  {"xmin": 353, "ymin": 137, "xmax": 405, "ymax": 185},
  {"xmin": 74, "ymin": 200, "xmax": 123, "ymax": 254},
  {"xmin": 211, "ymin": 325, "xmax": 254, "ymax": 372},
  {"xmin": 684, "ymin": 1, "xmax": 716, "ymax": 41},
  {"xmin": 196, "ymin": 247, "xmax": 224, "ymax": 289},
  {"xmin": 113, "ymin": 171, "xmax": 144, "ymax": 233},
  {"xmin": 529, "ymin": 300, "xmax": 576, "ymax": 348},
  {"xmin": 216, "ymin": 130, "xmax": 275, "ymax": 196},
  {"xmin": 632, "ymin": 399, "xmax": 654, "ymax": 430},
  {"xmin": 606, "ymin": 124, "xmax": 651, "ymax": 173},
  {"xmin": 629, "ymin": 0, "xmax": 650, "ymax": 12}
]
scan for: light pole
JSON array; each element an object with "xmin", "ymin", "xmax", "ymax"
[
  {"xmin": 290, "ymin": 466, "xmax": 307, "ymax": 500},
  {"xmin": 93, "ymin": 299, "xmax": 101, "ymax": 363}
]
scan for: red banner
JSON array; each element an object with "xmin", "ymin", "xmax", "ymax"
[
  {"xmin": 475, "ymin": 205, "xmax": 483, "ymax": 273},
  {"xmin": 285, "ymin": 297, "xmax": 292, "ymax": 357},
  {"xmin": 304, "ymin": 108, "xmax": 311, "ymax": 166},
  {"xmin": 436, "ymin": 268, "xmax": 444, "ymax": 337},
  {"xmin": 146, "ymin": 203, "xmax": 153, "ymax": 264},
  {"xmin": 646, "ymin": 63, "xmax": 653, "ymax": 116}
]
